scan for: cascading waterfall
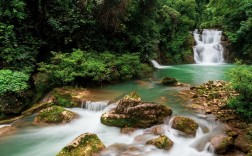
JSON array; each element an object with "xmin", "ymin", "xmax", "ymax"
[
  {"xmin": 150, "ymin": 60, "xmax": 170, "ymax": 69},
  {"xmin": 193, "ymin": 29, "xmax": 224, "ymax": 64},
  {"xmin": 81, "ymin": 101, "xmax": 108, "ymax": 111}
]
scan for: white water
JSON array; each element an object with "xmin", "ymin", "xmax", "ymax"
[
  {"xmin": 81, "ymin": 100, "xmax": 108, "ymax": 111},
  {"xmin": 151, "ymin": 60, "xmax": 171, "ymax": 69},
  {"xmin": 193, "ymin": 29, "xmax": 224, "ymax": 64},
  {"xmin": 0, "ymin": 101, "xmax": 219, "ymax": 156}
]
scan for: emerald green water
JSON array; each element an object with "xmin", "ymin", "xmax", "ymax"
[{"xmin": 0, "ymin": 64, "xmax": 234, "ymax": 156}]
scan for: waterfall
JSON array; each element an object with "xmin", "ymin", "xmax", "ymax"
[
  {"xmin": 150, "ymin": 60, "xmax": 170, "ymax": 69},
  {"xmin": 81, "ymin": 101, "xmax": 108, "ymax": 111},
  {"xmin": 193, "ymin": 29, "xmax": 224, "ymax": 64}
]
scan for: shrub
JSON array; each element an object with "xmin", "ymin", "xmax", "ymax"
[
  {"xmin": 227, "ymin": 65, "xmax": 252, "ymax": 119},
  {"xmin": 38, "ymin": 49, "xmax": 152, "ymax": 86},
  {"xmin": 0, "ymin": 69, "xmax": 31, "ymax": 114},
  {"xmin": 0, "ymin": 70, "xmax": 29, "ymax": 95}
]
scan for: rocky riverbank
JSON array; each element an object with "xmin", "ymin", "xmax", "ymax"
[{"xmin": 179, "ymin": 80, "xmax": 252, "ymax": 155}]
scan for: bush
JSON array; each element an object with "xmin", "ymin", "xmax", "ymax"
[
  {"xmin": 227, "ymin": 65, "xmax": 252, "ymax": 119},
  {"xmin": 0, "ymin": 70, "xmax": 29, "ymax": 95},
  {"xmin": 0, "ymin": 70, "xmax": 31, "ymax": 114},
  {"xmin": 38, "ymin": 49, "xmax": 152, "ymax": 85}
]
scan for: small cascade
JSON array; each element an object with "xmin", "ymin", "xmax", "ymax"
[
  {"xmin": 193, "ymin": 29, "xmax": 224, "ymax": 64},
  {"xmin": 81, "ymin": 101, "xmax": 108, "ymax": 111},
  {"xmin": 150, "ymin": 60, "xmax": 170, "ymax": 69}
]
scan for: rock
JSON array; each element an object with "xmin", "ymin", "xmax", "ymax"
[
  {"xmin": 146, "ymin": 135, "xmax": 173, "ymax": 150},
  {"xmin": 0, "ymin": 91, "xmax": 33, "ymax": 114},
  {"xmin": 101, "ymin": 92, "xmax": 172, "ymax": 128},
  {"xmin": 33, "ymin": 106, "xmax": 77, "ymax": 125},
  {"xmin": 120, "ymin": 127, "xmax": 136, "ymax": 134},
  {"xmin": 0, "ymin": 115, "xmax": 23, "ymax": 124},
  {"xmin": 210, "ymin": 134, "xmax": 233, "ymax": 154},
  {"xmin": 145, "ymin": 125, "xmax": 165, "ymax": 135},
  {"xmin": 134, "ymin": 134, "xmax": 157, "ymax": 143},
  {"xmin": 234, "ymin": 134, "xmax": 251, "ymax": 153},
  {"xmin": 122, "ymin": 91, "xmax": 142, "ymax": 102},
  {"xmin": 57, "ymin": 133, "xmax": 105, "ymax": 156},
  {"xmin": 101, "ymin": 103, "xmax": 172, "ymax": 128},
  {"xmin": 0, "ymin": 126, "xmax": 16, "ymax": 137},
  {"xmin": 171, "ymin": 116, "xmax": 199, "ymax": 136},
  {"xmin": 186, "ymin": 103, "xmax": 205, "ymax": 110},
  {"xmin": 161, "ymin": 77, "xmax": 178, "ymax": 86},
  {"xmin": 223, "ymin": 150, "xmax": 246, "ymax": 156}
]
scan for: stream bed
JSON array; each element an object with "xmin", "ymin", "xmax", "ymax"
[{"xmin": 0, "ymin": 64, "xmax": 234, "ymax": 156}]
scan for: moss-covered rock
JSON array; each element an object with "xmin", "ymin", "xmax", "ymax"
[
  {"xmin": 52, "ymin": 90, "xmax": 79, "ymax": 108},
  {"xmin": 101, "ymin": 91, "xmax": 172, "ymax": 128},
  {"xmin": 146, "ymin": 135, "xmax": 173, "ymax": 150},
  {"xmin": 210, "ymin": 134, "xmax": 233, "ymax": 154},
  {"xmin": 171, "ymin": 116, "xmax": 199, "ymax": 136},
  {"xmin": 161, "ymin": 77, "xmax": 178, "ymax": 86},
  {"xmin": 33, "ymin": 106, "xmax": 76, "ymax": 125},
  {"xmin": 57, "ymin": 133, "xmax": 105, "ymax": 156},
  {"xmin": 0, "ymin": 115, "xmax": 23, "ymax": 124}
]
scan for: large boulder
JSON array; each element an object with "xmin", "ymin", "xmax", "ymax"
[
  {"xmin": 146, "ymin": 135, "xmax": 173, "ymax": 150},
  {"xmin": 171, "ymin": 116, "xmax": 199, "ymax": 136},
  {"xmin": 57, "ymin": 133, "xmax": 105, "ymax": 156},
  {"xmin": 101, "ymin": 91, "xmax": 172, "ymax": 128},
  {"xmin": 33, "ymin": 106, "xmax": 77, "ymax": 125},
  {"xmin": 210, "ymin": 134, "xmax": 233, "ymax": 154}
]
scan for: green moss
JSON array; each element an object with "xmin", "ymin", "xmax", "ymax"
[
  {"xmin": 146, "ymin": 135, "xmax": 173, "ymax": 150},
  {"xmin": 100, "ymin": 114, "xmax": 137, "ymax": 128},
  {"xmin": 35, "ymin": 106, "xmax": 75, "ymax": 124},
  {"xmin": 172, "ymin": 116, "xmax": 199, "ymax": 136},
  {"xmin": 219, "ymin": 136, "xmax": 233, "ymax": 150},
  {"xmin": 53, "ymin": 91, "xmax": 75, "ymax": 107},
  {"xmin": 57, "ymin": 133, "xmax": 105, "ymax": 156}
]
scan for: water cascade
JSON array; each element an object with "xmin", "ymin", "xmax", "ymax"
[
  {"xmin": 81, "ymin": 101, "xmax": 108, "ymax": 111},
  {"xmin": 193, "ymin": 29, "xmax": 224, "ymax": 64},
  {"xmin": 150, "ymin": 60, "xmax": 170, "ymax": 69}
]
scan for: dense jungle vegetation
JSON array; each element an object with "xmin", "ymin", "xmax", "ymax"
[{"xmin": 0, "ymin": 0, "xmax": 251, "ymax": 117}]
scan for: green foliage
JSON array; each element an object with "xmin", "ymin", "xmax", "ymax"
[
  {"xmin": 39, "ymin": 49, "xmax": 150, "ymax": 85},
  {"xmin": 158, "ymin": 0, "xmax": 196, "ymax": 64},
  {"xmin": 0, "ymin": 0, "xmax": 41, "ymax": 73},
  {"xmin": 0, "ymin": 69, "xmax": 31, "ymax": 114},
  {"xmin": 53, "ymin": 91, "xmax": 74, "ymax": 108},
  {"xmin": 227, "ymin": 65, "xmax": 252, "ymax": 119},
  {"xmin": 0, "ymin": 70, "xmax": 29, "ymax": 95}
]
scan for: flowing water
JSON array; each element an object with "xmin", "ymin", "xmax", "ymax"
[
  {"xmin": 193, "ymin": 29, "xmax": 224, "ymax": 64},
  {"xmin": 0, "ymin": 63, "xmax": 234, "ymax": 156}
]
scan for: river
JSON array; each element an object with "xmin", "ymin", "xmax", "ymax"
[{"xmin": 0, "ymin": 63, "xmax": 234, "ymax": 156}]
